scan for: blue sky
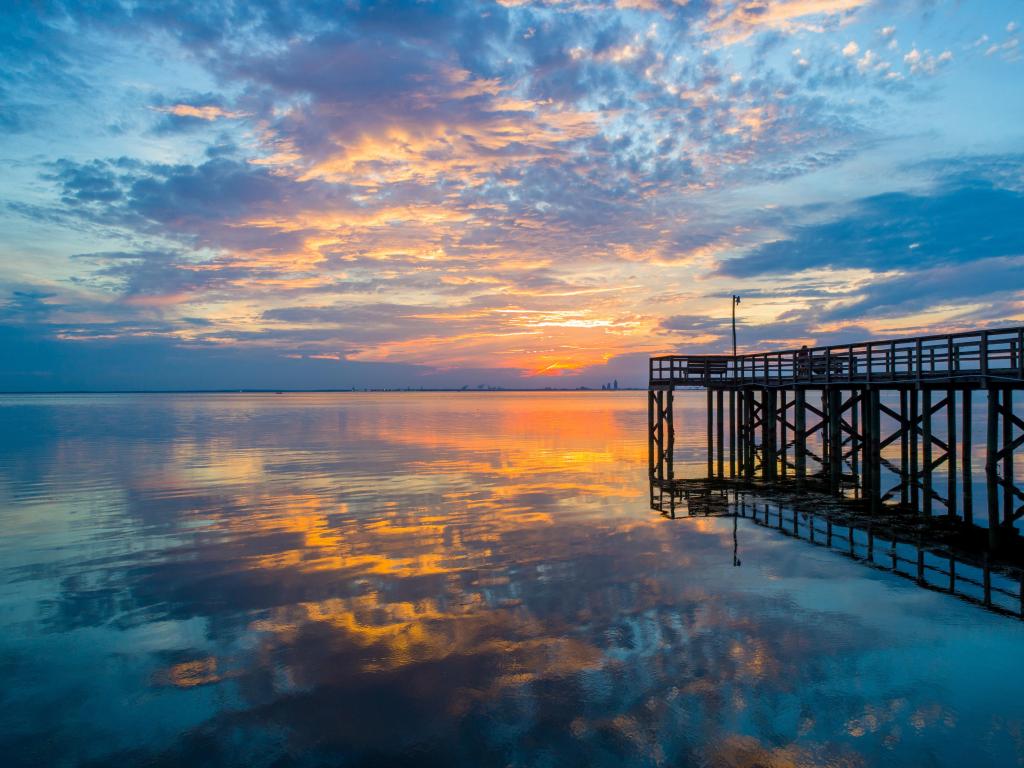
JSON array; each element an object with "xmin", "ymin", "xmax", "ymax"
[{"xmin": 1, "ymin": 0, "xmax": 1021, "ymax": 389}]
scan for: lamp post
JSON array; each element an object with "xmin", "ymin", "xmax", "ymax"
[{"xmin": 731, "ymin": 294, "xmax": 741, "ymax": 360}]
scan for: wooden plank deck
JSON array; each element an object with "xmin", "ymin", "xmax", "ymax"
[{"xmin": 650, "ymin": 326, "xmax": 1024, "ymax": 389}]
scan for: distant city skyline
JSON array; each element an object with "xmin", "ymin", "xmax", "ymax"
[{"xmin": 1, "ymin": 1, "xmax": 1022, "ymax": 391}]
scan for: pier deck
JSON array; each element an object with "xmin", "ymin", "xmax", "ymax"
[{"xmin": 651, "ymin": 327, "xmax": 1024, "ymax": 389}]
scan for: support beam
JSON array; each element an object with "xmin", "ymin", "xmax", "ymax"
[
  {"xmin": 716, "ymin": 389, "xmax": 724, "ymax": 478},
  {"xmin": 647, "ymin": 388, "xmax": 655, "ymax": 479},
  {"xmin": 947, "ymin": 388, "xmax": 957, "ymax": 520},
  {"xmin": 963, "ymin": 388, "xmax": 973, "ymax": 526},
  {"xmin": 663, "ymin": 391, "xmax": 671, "ymax": 481},
  {"xmin": 706, "ymin": 388, "xmax": 713, "ymax": 479},
  {"xmin": 737, "ymin": 389, "xmax": 745, "ymax": 482},
  {"xmin": 828, "ymin": 388, "xmax": 843, "ymax": 494},
  {"xmin": 900, "ymin": 389, "xmax": 909, "ymax": 507},
  {"xmin": 870, "ymin": 388, "xmax": 881, "ymax": 513},
  {"xmin": 729, "ymin": 390, "xmax": 736, "ymax": 478},
  {"xmin": 910, "ymin": 387, "xmax": 920, "ymax": 513},
  {"xmin": 1003, "ymin": 388, "xmax": 1014, "ymax": 529},
  {"xmin": 780, "ymin": 392, "xmax": 788, "ymax": 480},
  {"xmin": 795, "ymin": 389, "xmax": 807, "ymax": 488},
  {"xmin": 763, "ymin": 388, "xmax": 777, "ymax": 482},
  {"xmin": 923, "ymin": 388, "xmax": 933, "ymax": 516},
  {"xmin": 854, "ymin": 390, "xmax": 863, "ymax": 496},
  {"xmin": 987, "ymin": 387, "xmax": 1000, "ymax": 549},
  {"xmin": 745, "ymin": 390, "xmax": 757, "ymax": 483}
]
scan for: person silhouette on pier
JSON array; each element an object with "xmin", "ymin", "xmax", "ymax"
[{"xmin": 797, "ymin": 344, "xmax": 810, "ymax": 376}]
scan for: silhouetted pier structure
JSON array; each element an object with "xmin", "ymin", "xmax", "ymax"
[{"xmin": 648, "ymin": 327, "xmax": 1024, "ymax": 549}]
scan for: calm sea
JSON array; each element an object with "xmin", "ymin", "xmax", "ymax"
[{"xmin": 1, "ymin": 392, "xmax": 1022, "ymax": 766}]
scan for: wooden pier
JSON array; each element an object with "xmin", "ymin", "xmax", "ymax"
[{"xmin": 648, "ymin": 326, "xmax": 1024, "ymax": 549}]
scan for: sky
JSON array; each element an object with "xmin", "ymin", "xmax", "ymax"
[{"xmin": 1, "ymin": 0, "xmax": 1022, "ymax": 391}]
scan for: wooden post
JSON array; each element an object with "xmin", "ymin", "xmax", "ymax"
[
  {"xmin": 870, "ymin": 388, "xmax": 881, "ymax": 513},
  {"xmin": 743, "ymin": 390, "xmax": 753, "ymax": 484},
  {"xmin": 763, "ymin": 388, "xmax": 776, "ymax": 481},
  {"xmin": 910, "ymin": 387, "xmax": 920, "ymax": 512},
  {"xmin": 1003, "ymin": 388, "xmax": 1014, "ymax": 528},
  {"xmin": 854, "ymin": 389, "xmax": 862, "ymax": 496},
  {"xmin": 947, "ymin": 388, "xmax": 957, "ymax": 519},
  {"xmin": 828, "ymin": 388, "xmax": 842, "ymax": 493},
  {"xmin": 737, "ymin": 389, "xmax": 745, "ymax": 481},
  {"xmin": 780, "ymin": 391, "xmax": 788, "ymax": 479},
  {"xmin": 963, "ymin": 387, "xmax": 973, "ymax": 526},
  {"xmin": 923, "ymin": 388, "xmax": 933, "ymax": 516},
  {"xmin": 716, "ymin": 389, "xmax": 724, "ymax": 478},
  {"xmin": 666, "ymin": 388, "xmax": 675, "ymax": 482},
  {"xmin": 656, "ymin": 389, "xmax": 665, "ymax": 486},
  {"xmin": 647, "ymin": 389, "xmax": 655, "ymax": 479},
  {"xmin": 729, "ymin": 390, "xmax": 736, "ymax": 478},
  {"xmin": 753, "ymin": 391, "xmax": 761, "ymax": 481},
  {"xmin": 987, "ymin": 388, "xmax": 999, "ymax": 550},
  {"xmin": 795, "ymin": 388, "xmax": 807, "ymax": 488},
  {"xmin": 706, "ymin": 388, "xmax": 713, "ymax": 479},
  {"xmin": 900, "ymin": 388, "xmax": 909, "ymax": 507},
  {"xmin": 822, "ymin": 390, "xmax": 830, "ymax": 471}
]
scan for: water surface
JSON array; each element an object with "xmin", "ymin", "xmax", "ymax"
[{"xmin": 1, "ymin": 392, "xmax": 1022, "ymax": 766}]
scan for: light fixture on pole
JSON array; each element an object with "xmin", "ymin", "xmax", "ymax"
[{"xmin": 731, "ymin": 294, "xmax": 741, "ymax": 360}]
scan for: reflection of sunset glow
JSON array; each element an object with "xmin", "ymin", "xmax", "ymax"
[{"xmin": 4, "ymin": 393, "xmax": 1023, "ymax": 766}]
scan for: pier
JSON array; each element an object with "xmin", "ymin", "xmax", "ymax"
[{"xmin": 648, "ymin": 327, "xmax": 1024, "ymax": 549}]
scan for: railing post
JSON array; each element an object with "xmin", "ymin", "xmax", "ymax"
[{"xmin": 1018, "ymin": 328, "xmax": 1023, "ymax": 379}]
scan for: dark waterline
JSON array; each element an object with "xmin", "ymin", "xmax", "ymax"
[{"xmin": 1, "ymin": 392, "xmax": 1023, "ymax": 766}]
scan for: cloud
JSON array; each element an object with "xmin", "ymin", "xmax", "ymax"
[
  {"xmin": 821, "ymin": 255, "xmax": 1024, "ymax": 322},
  {"xmin": 0, "ymin": 0, "xmax": 1018, "ymax": 386},
  {"xmin": 718, "ymin": 179, "xmax": 1024, "ymax": 278}
]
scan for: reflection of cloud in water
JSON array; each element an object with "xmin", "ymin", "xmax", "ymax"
[{"xmin": 0, "ymin": 393, "xmax": 1022, "ymax": 766}]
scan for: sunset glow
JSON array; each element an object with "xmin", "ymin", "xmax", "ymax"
[{"xmin": 1, "ymin": 1, "xmax": 1021, "ymax": 389}]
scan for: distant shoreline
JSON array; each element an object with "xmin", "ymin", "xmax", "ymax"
[{"xmin": 0, "ymin": 388, "xmax": 646, "ymax": 395}]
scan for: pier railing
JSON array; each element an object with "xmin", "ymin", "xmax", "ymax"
[{"xmin": 650, "ymin": 326, "xmax": 1024, "ymax": 387}]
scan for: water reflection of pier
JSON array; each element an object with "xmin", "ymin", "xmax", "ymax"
[
  {"xmin": 648, "ymin": 327, "xmax": 1024, "ymax": 549},
  {"xmin": 652, "ymin": 480, "xmax": 1024, "ymax": 619}
]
